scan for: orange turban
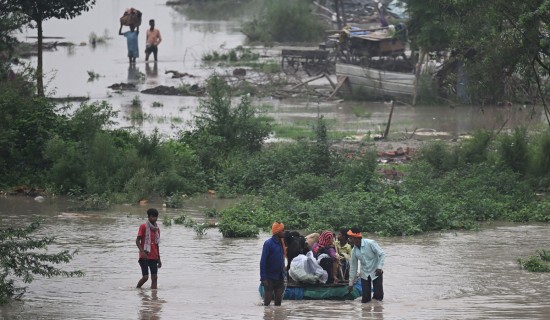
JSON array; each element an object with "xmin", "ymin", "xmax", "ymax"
[
  {"xmin": 272, "ymin": 222, "xmax": 285, "ymax": 235},
  {"xmin": 347, "ymin": 230, "xmax": 362, "ymax": 238},
  {"xmin": 271, "ymin": 222, "xmax": 286, "ymax": 258}
]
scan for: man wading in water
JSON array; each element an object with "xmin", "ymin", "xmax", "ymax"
[
  {"xmin": 347, "ymin": 227, "xmax": 385, "ymax": 303},
  {"xmin": 260, "ymin": 221, "xmax": 286, "ymax": 306},
  {"xmin": 145, "ymin": 19, "xmax": 162, "ymax": 61},
  {"xmin": 136, "ymin": 208, "xmax": 162, "ymax": 289}
]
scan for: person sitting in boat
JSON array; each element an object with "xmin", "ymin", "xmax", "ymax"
[
  {"xmin": 312, "ymin": 230, "xmax": 339, "ymax": 284},
  {"xmin": 335, "ymin": 228, "xmax": 352, "ymax": 281},
  {"xmin": 305, "ymin": 232, "xmax": 320, "ymax": 250}
]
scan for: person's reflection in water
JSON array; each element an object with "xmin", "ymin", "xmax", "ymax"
[
  {"xmin": 145, "ymin": 62, "xmax": 158, "ymax": 78},
  {"xmin": 361, "ymin": 299, "xmax": 384, "ymax": 320},
  {"xmin": 145, "ymin": 62, "xmax": 159, "ymax": 86},
  {"xmin": 263, "ymin": 306, "xmax": 289, "ymax": 320},
  {"xmin": 127, "ymin": 63, "xmax": 140, "ymax": 84},
  {"xmin": 138, "ymin": 290, "xmax": 164, "ymax": 320}
]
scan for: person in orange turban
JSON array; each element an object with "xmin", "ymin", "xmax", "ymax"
[
  {"xmin": 260, "ymin": 221, "xmax": 286, "ymax": 306},
  {"xmin": 347, "ymin": 227, "xmax": 385, "ymax": 303}
]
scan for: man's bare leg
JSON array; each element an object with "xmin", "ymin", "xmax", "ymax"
[
  {"xmin": 151, "ymin": 275, "xmax": 158, "ymax": 289},
  {"xmin": 137, "ymin": 275, "xmax": 149, "ymax": 288}
]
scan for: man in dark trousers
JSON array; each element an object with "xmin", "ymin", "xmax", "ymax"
[
  {"xmin": 347, "ymin": 227, "xmax": 385, "ymax": 303},
  {"xmin": 136, "ymin": 208, "xmax": 162, "ymax": 289},
  {"xmin": 145, "ymin": 19, "xmax": 162, "ymax": 61},
  {"xmin": 260, "ymin": 221, "xmax": 286, "ymax": 306}
]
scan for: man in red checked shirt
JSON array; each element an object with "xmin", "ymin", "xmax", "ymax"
[{"xmin": 136, "ymin": 208, "xmax": 162, "ymax": 289}]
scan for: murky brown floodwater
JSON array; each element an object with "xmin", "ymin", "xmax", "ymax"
[
  {"xmin": 7, "ymin": 3, "xmax": 549, "ymax": 318},
  {"xmin": 1, "ymin": 196, "xmax": 549, "ymax": 320}
]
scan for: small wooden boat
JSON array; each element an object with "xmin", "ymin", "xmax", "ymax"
[
  {"xmin": 259, "ymin": 280, "xmax": 362, "ymax": 300},
  {"xmin": 336, "ymin": 62, "xmax": 416, "ymax": 98}
]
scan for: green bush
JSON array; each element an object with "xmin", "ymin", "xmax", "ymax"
[
  {"xmin": 497, "ymin": 127, "xmax": 529, "ymax": 174},
  {"xmin": 517, "ymin": 249, "xmax": 550, "ymax": 272},
  {"xmin": 179, "ymin": 76, "xmax": 271, "ymax": 183}
]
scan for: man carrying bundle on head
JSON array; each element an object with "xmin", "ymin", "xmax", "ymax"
[
  {"xmin": 259, "ymin": 221, "xmax": 286, "ymax": 306},
  {"xmin": 347, "ymin": 227, "xmax": 385, "ymax": 303}
]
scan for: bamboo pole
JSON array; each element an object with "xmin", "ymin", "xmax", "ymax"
[
  {"xmin": 412, "ymin": 50, "xmax": 426, "ymax": 106},
  {"xmin": 383, "ymin": 100, "xmax": 395, "ymax": 139}
]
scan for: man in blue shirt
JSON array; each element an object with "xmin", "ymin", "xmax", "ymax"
[
  {"xmin": 347, "ymin": 227, "xmax": 385, "ymax": 303},
  {"xmin": 119, "ymin": 24, "xmax": 139, "ymax": 64},
  {"xmin": 260, "ymin": 221, "xmax": 286, "ymax": 306}
]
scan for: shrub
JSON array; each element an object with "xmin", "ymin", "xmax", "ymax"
[
  {"xmin": 0, "ymin": 220, "xmax": 84, "ymax": 303},
  {"xmin": 497, "ymin": 127, "xmax": 529, "ymax": 174}
]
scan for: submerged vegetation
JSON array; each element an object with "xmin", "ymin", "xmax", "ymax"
[{"xmin": 518, "ymin": 249, "xmax": 550, "ymax": 272}]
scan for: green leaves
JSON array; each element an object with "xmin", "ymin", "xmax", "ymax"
[{"xmin": 0, "ymin": 220, "xmax": 83, "ymax": 304}]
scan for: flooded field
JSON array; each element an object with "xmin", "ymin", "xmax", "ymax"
[{"xmin": 17, "ymin": 0, "xmax": 544, "ymax": 140}]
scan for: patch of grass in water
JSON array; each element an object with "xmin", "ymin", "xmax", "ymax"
[{"xmin": 517, "ymin": 249, "xmax": 550, "ymax": 272}]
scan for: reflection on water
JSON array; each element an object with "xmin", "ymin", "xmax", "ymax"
[
  {"xmin": 146, "ymin": 62, "xmax": 159, "ymax": 79},
  {"xmin": 138, "ymin": 290, "xmax": 164, "ymax": 320},
  {"xmin": 1, "ymin": 197, "xmax": 550, "ymax": 319},
  {"xmin": 127, "ymin": 64, "xmax": 141, "ymax": 83}
]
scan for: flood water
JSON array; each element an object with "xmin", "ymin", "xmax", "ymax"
[
  {"xmin": 1, "ymin": 196, "xmax": 550, "ymax": 320},
  {"xmin": 7, "ymin": 4, "xmax": 550, "ymax": 318},
  {"xmin": 18, "ymin": 0, "xmax": 545, "ymax": 139}
]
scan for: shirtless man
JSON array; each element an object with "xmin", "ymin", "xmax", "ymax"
[{"xmin": 145, "ymin": 19, "xmax": 162, "ymax": 61}]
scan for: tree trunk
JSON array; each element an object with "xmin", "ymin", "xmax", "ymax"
[{"xmin": 37, "ymin": 19, "xmax": 44, "ymax": 96}]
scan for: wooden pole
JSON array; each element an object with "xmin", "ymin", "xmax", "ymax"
[
  {"xmin": 412, "ymin": 50, "xmax": 426, "ymax": 106},
  {"xmin": 289, "ymin": 74, "xmax": 325, "ymax": 91},
  {"xmin": 383, "ymin": 100, "xmax": 395, "ymax": 139}
]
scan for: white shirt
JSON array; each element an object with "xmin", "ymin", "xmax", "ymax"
[{"xmin": 349, "ymin": 238, "xmax": 385, "ymax": 286}]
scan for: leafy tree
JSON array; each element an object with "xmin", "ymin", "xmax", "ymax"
[
  {"xmin": 180, "ymin": 75, "xmax": 272, "ymax": 181},
  {"xmin": 6, "ymin": 0, "xmax": 96, "ymax": 96},
  {"xmin": 0, "ymin": 220, "xmax": 84, "ymax": 303},
  {"xmin": 406, "ymin": 0, "xmax": 550, "ymax": 125},
  {"xmin": 0, "ymin": 68, "xmax": 62, "ymax": 187},
  {"xmin": 0, "ymin": 1, "xmax": 26, "ymax": 82}
]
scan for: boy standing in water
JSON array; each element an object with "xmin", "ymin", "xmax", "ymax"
[
  {"xmin": 136, "ymin": 208, "xmax": 162, "ymax": 289},
  {"xmin": 119, "ymin": 23, "xmax": 139, "ymax": 64}
]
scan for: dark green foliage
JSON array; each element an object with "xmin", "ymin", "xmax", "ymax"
[
  {"xmin": 407, "ymin": 0, "xmax": 550, "ymax": 111},
  {"xmin": 497, "ymin": 127, "xmax": 529, "ymax": 174},
  {"xmin": 332, "ymin": 149, "xmax": 378, "ymax": 192},
  {"xmin": 458, "ymin": 130, "xmax": 493, "ymax": 165},
  {"xmin": 44, "ymin": 103, "xmax": 207, "ymax": 200},
  {"xmin": 0, "ymin": 220, "xmax": 84, "ymax": 303},
  {"xmin": 518, "ymin": 249, "xmax": 550, "ymax": 272},
  {"xmin": 529, "ymin": 130, "xmax": 550, "ymax": 188},
  {"xmin": 241, "ymin": 0, "xmax": 325, "ymax": 44},
  {"xmin": 284, "ymin": 173, "xmax": 328, "ymax": 201},
  {"xmin": 179, "ymin": 76, "xmax": 271, "ymax": 184},
  {"xmin": 0, "ymin": 72, "xmax": 61, "ymax": 187},
  {"xmin": 218, "ymin": 197, "xmax": 263, "ymax": 237},
  {"xmin": 218, "ymin": 128, "xmax": 550, "ymax": 237},
  {"xmin": 312, "ymin": 116, "xmax": 331, "ymax": 175}
]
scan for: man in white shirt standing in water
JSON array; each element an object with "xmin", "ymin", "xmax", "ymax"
[
  {"xmin": 145, "ymin": 19, "xmax": 162, "ymax": 61},
  {"xmin": 347, "ymin": 227, "xmax": 385, "ymax": 303}
]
